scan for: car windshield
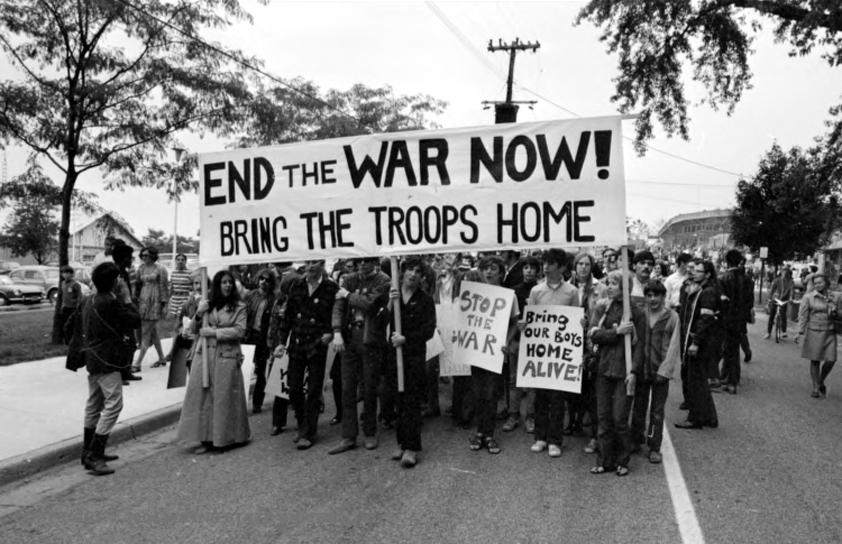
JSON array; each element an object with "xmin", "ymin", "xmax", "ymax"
[{"xmin": 0, "ymin": 276, "xmax": 12, "ymax": 285}]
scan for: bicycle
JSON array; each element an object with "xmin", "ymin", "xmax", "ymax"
[{"xmin": 771, "ymin": 298, "xmax": 787, "ymax": 343}]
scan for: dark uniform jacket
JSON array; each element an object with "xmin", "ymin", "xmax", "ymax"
[
  {"xmin": 389, "ymin": 287, "xmax": 437, "ymax": 360},
  {"xmin": 277, "ymin": 276, "xmax": 339, "ymax": 359},
  {"xmin": 332, "ymin": 270, "xmax": 392, "ymax": 347}
]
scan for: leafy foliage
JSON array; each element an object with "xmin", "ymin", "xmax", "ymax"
[
  {"xmin": 576, "ymin": 0, "xmax": 842, "ymax": 151},
  {"xmin": 730, "ymin": 143, "xmax": 837, "ymax": 266},
  {"xmin": 231, "ymin": 82, "xmax": 448, "ymax": 148},
  {"xmin": 142, "ymin": 228, "xmax": 199, "ymax": 254},
  {"xmin": 0, "ymin": 0, "xmax": 265, "ymax": 265},
  {"xmin": 0, "ymin": 196, "xmax": 59, "ymax": 265}
]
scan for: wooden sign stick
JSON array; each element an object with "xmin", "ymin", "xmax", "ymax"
[
  {"xmin": 390, "ymin": 256, "xmax": 405, "ymax": 393},
  {"xmin": 620, "ymin": 247, "xmax": 634, "ymax": 397},
  {"xmin": 201, "ymin": 267, "xmax": 210, "ymax": 389}
]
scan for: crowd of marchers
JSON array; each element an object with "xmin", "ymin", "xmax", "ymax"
[{"xmin": 67, "ymin": 242, "xmax": 841, "ymax": 477}]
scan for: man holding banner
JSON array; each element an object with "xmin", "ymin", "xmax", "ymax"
[
  {"xmin": 522, "ymin": 249, "xmax": 580, "ymax": 458},
  {"xmin": 273, "ymin": 260, "xmax": 339, "ymax": 450}
]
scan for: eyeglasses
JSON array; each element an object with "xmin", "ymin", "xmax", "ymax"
[{"xmin": 258, "ymin": 277, "xmax": 268, "ymax": 282}]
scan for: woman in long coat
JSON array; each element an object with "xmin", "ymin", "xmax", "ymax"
[
  {"xmin": 797, "ymin": 274, "xmax": 842, "ymax": 398},
  {"xmin": 178, "ymin": 270, "xmax": 250, "ymax": 453}
]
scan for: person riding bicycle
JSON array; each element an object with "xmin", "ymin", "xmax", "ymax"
[{"xmin": 765, "ymin": 267, "xmax": 794, "ymax": 339}]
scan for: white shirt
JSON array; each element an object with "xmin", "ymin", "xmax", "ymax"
[{"xmin": 664, "ymin": 271, "xmax": 687, "ymax": 309}]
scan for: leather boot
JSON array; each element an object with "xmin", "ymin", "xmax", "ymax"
[
  {"xmin": 83, "ymin": 427, "xmax": 119, "ymax": 467},
  {"xmin": 82, "ymin": 427, "xmax": 95, "ymax": 466},
  {"xmin": 87, "ymin": 434, "xmax": 115, "ymax": 476}
]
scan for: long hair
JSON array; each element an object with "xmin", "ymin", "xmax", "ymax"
[
  {"xmin": 210, "ymin": 270, "xmax": 240, "ymax": 311},
  {"xmin": 696, "ymin": 261, "xmax": 720, "ymax": 291}
]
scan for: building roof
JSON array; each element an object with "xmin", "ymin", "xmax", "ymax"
[
  {"xmin": 658, "ymin": 208, "xmax": 732, "ymax": 236},
  {"xmin": 71, "ymin": 212, "xmax": 142, "ymax": 247}
]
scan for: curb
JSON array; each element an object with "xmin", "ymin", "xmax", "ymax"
[{"xmin": 0, "ymin": 402, "xmax": 183, "ymax": 489}]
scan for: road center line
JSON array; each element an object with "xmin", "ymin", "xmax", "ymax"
[{"xmin": 662, "ymin": 428, "xmax": 706, "ymax": 544}]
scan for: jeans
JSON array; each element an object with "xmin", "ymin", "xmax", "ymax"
[
  {"xmin": 506, "ymin": 348, "xmax": 534, "ymax": 419},
  {"xmin": 630, "ymin": 379, "xmax": 670, "ymax": 452},
  {"xmin": 451, "ymin": 375, "xmax": 473, "ymax": 425},
  {"xmin": 287, "ymin": 345, "xmax": 327, "ymax": 441},
  {"xmin": 426, "ymin": 355, "xmax": 440, "ymax": 411},
  {"xmin": 533, "ymin": 389, "xmax": 565, "ymax": 446},
  {"xmin": 720, "ymin": 331, "xmax": 742, "ymax": 386},
  {"xmin": 341, "ymin": 329, "xmax": 384, "ymax": 439},
  {"xmin": 595, "ymin": 376, "xmax": 632, "ymax": 469},
  {"xmin": 396, "ymin": 354, "xmax": 425, "ymax": 452},
  {"xmin": 472, "ymin": 366, "xmax": 499, "ymax": 436},
  {"xmin": 84, "ymin": 372, "xmax": 124, "ymax": 435},
  {"xmin": 686, "ymin": 353, "xmax": 718, "ymax": 426}
]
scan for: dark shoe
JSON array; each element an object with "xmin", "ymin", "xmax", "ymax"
[
  {"xmin": 422, "ymin": 407, "xmax": 441, "ymax": 418},
  {"xmin": 616, "ymin": 465, "xmax": 629, "ymax": 477},
  {"xmin": 705, "ymin": 420, "xmax": 719, "ymax": 428},
  {"xmin": 122, "ymin": 380, "xmax": 130, "ymax": 386},
  {"xmin": 708, "ymin": 379, "xmax": 721, "ymax": 389},
  {"xmin": 649, "ymin": 451, "xmax": 663, "ymax": 464},
  {"xmin": 502, "ymin": 416, "xmax": 519, "ymax": 432},
  {"xmin": 381, "ymin": 419, "xmax": 395, "ymax": 431},
  {"xmin": 296, "ymin": 438, "xmax": 313, "ymax": 450},
  {"xmin": 270, "ymin": 426, "xmax": 283, "ymax": 436},
  {"xmin": 124, "ymin": 373, "xmax": 142, "ymax": 381},
  {"xmin": 151, "ymin": 360, "xmax": 167, "ymax": 368},
  {"xmin": 252, "ymin": 406, "xmax": 263, "ymax": 414},
  {"xmin": 328, "ymin": 439, "xmax": 357, "ymax": 455},
  {"xmin": 330, "ymin": 416, "xmax": 342, "ymax": 425},
  {"xmin": 524, "ymin": 418, "xmax": 535, "ymax": 434},
  {"xmin": 674, "ymin": 420, "xmax": 703, "ymax": 429},
  {"xmin": 819, "ymin": 384, "xmax": 827, "ymax": 397},
  {"xmin": 812, "ymin": 390, "xmax": 821, "ymax": 398},
  {"xmin": 391, "ymin": 449, "xmax": 405, "ymax": 461},
  {"xmin": 485, "ymin": 436, "xmax": 501, "ymax": 454},
  {"xmin": 630, "ymin": 443, "xmax": 642, "ymax": 454},
  {"xmin": 679, "ymin": 402, "xmax": 689, "ymax": 410},
  {"xmin": 364, "ymin": 436, "xmax": 378, "ymax": 450}
]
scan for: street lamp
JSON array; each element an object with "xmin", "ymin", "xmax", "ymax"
[{"xmin": 172, "ymin": 147, "xmax": 186, "ymax": 263}]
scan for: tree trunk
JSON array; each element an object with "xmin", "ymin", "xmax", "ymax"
[{"xmin": 51, "ymin": 171, "xmax": 77, "ymax": 344}]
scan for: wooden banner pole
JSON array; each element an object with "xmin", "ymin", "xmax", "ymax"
[
  {"xmin": 201, "ymin": 267, "xmax": 210, "ymax": 389},
  {"xmin": 620, "ymin": 247, "xmax": 634, "ymax": 396},
  {"xmin": 390, "ymin": 256, "xmax": 405, "ymax": 393}
]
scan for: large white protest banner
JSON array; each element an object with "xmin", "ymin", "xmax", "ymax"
[
  {"xmin": 436, "ymin": 303, "xmax": 471, "ymax": 377},
  {"xmin": 516, "ymin": 305, "xmax": 585, "ymax": 394},
  {"xmin": 197, "ymin": 116, "xmax": 627, "ymax": 266},
  {"xmin": 453, "ymin": 282, "xmax": 514, "ymax": 374}
]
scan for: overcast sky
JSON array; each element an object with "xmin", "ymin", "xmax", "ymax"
[{"xmin": 3, "ymin": 0, "xmax": 842, "ymax": 243}]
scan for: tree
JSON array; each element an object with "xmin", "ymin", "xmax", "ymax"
[
  {"xmin": 1, "ymin": 199, "xmax": 59, "ymax": 264},
  {"xmin": 142, "ymin": 228, "xmax": 199, "ymax": 254},
  {"xmin": 626, "ymin": 217, "xmax": 650, "ymax": 241},
  {"xmin": 576, "ymin": 0, "xmax": 842, "ymax": 151},
  {"xmin": 231, "ymin": 81, "xmax": 448, "ymax": 148},
  {"xmin": 0, "ymin": 0, "xmax": 261, "ymax": 267},
  {"xmin": 730, "ymin": 142, "xmax": 837, "ymax": 267}
]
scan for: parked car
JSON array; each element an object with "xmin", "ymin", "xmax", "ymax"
[
  {"xmin": 0, "ymin": 275, "xmax": 45, "ymax": 306},
  {"xmin": 0, "ymin": 261, "xmax": 21, "ymax": 275},
  {"xmin": 8, "ymin": 266, "xmax": 62, "ymax": 303}
]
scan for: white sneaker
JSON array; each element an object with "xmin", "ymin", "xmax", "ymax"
[
  {"xmin": 548, "ymin": 444, "xmax": 562, "ymax": 458},
  {"xmin": 763, "ymin": 333, "xmax": 770, "ymax": 339},
  {"xmin": 530, "ymin": 440, "xmax": 547, "ymax": 453}
]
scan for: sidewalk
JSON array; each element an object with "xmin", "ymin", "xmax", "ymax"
[{"xmin": 0, "ymin": 338, "xmax": 238, "ymax": 487}]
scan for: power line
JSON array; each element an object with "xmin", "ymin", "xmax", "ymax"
[
  {"xmin": 627, "ymin": 190, "xmax": 730, "ymax": 209},
  {"xmin": 627, "ymin": 179, "xmax": 736, "ymax": 188},
  {"xmin": 113, "ymin": 0, "xmax": 369, "ymax": 130},
  {"xmin": 426, "ymin": 2, "xmax": 504, "ymax": 79}
]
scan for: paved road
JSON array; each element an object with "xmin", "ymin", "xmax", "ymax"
[{"xmin": 1, "ymin": 315, "xmax": 841, "ymax": 543}]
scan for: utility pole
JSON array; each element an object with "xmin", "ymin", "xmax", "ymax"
[{"xmin": 483, "ymin": 38, "xmax": 540, "ymax": 123}]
